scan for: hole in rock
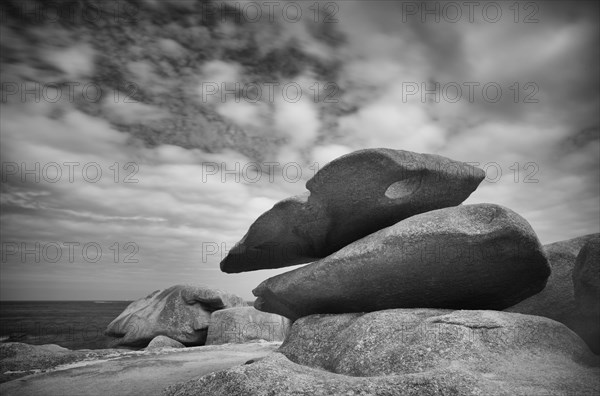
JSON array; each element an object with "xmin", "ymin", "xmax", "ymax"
[{"xmin": 384, "ymin": 176, "xmax": 421, "ymax": 199}]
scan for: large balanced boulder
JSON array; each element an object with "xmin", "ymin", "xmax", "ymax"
[
  {"xmin": 253, "ymin": 204, "xmax": 550, "ymax": 320},
  {"xmin": 569, "ymin": 236, "xmax": 600, "ymax": 353},
  {"xmin": 221, "ymin": 149, "xmax": 485, "ymax": 273},
  {"xmin": 205, "ymin": 307, "xmax": 290, "ymax": 345},
  {"xmin": 105, "ymin": 285, "xmax": 246, "ymax": 347},
  {"xmin": 506, "ymin": 233, "xmax": 598, "ymax": 323},
  {"xmin": 164, "ymin": 310, "xmax": 600, "ymax": 396}
]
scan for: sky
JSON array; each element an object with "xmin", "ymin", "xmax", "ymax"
[{"xmin": 1, "ymin": 0, "xmax": 599, "ymax": 300}]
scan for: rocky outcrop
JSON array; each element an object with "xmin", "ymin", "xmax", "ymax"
[
  {"xmin": 105, "ymin": 285, "xmax": 246, "ymax": 347},
  {"xmin": 1, "ymin": 343, "xmax": 73, "ymax": 383},
  {"xmin": 573, "ymin": 235, "xmax": 600, "ymax": 316},
  {"xmin": 0, "ymin": 342, "xmax": 281, "ymax": 395},
  {"xmin": 570, "ymin": 236, "xmax": 600, "ymax": 353},
  {"xmin": 0, "ymin": 343, "xmax": 124, "ymax": 384},
  {"xmin": 165, "ymin": 353, "xmax": 500, "ymax": 396},
  {"xmin": 205, "ymin": 307, "xmax": 290, "ymax": 345},
  {"xmin": 277, "ymin": 309, "xmax": 594, "ymax": 375},
  {"xmin": 196, "ymin": 148, "xmax": 594, "ymax": 395},
  {"xmin": 146, "ymin": 336, "xmax": 185, "ymax": 350},
  {"xmin": 221, "ymin": 149, "xmax": 485, "ymax": 273},
  {"xmin": 505, "ymin": 233, "xmax": 600, "ymax": 353},
  {"xmin": 165, "ymin": 310, "xmax": 600, "ymax": 396},
  {"xmin": 254, "ymin": 204, "xmax": 550, "ymax": 320},
  {"xmin": 506, "ymin": 234, "xmax": 598, "ymax": 322}
]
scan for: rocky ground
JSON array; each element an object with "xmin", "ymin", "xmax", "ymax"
[
  {"xmin": 2, "ymin": 316, "xmax": 599, "ymax": 396},
  {"xmin": 0, "ymin": 341, "xmax": 280, "ymax": 396},
  {"xmin": 165, "ymin": 310, "xmax": 600, "ymax": 396}
]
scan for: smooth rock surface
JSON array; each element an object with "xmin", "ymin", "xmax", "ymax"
[
  {"xmin": 570, "ymin": 235, "xmax": 600, "ymax": 353},
  {"xmin": 254, "ymin": 204, "xmax": 550, "ymax": 320},
  {"xmin": 278, "ymin": 309, "xmax": 597, "ymax": 375},
  {"xmin": 573, "ymin": 235, "xmax": 600, "ymax": 316},
  {"xmin": 0, "ymin": 343, "xmax": 125, "ymax": 383},
  {"xmin": 506, "ymin": 234, "xmax": 598, "ymax": 322},
  {"xmin": 146, "ymin": 336, "xmax": 185, "ymax": 350},
  {"xmin": 165, "ymin": 310, "xmax": 600, "ymax": 396},
  {"xmin": 166, "ymin": 353, "xmax": 501, "ymax": 396},
  {"xmin": 205, "ymin": 307, "xmax": 290, "ymax": 345},
  {"xmin": 221, "ymin": 149, "xmax": 485, "ymax": 272},
  {"xmin": 0, "ymin": 342, "xmax": 280, "ymax": 396},
  {"xmin": 105, "ymin": 285, "xmax": 246, "ymax": 347}
]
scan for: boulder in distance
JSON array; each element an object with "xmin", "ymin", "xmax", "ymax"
[{"xmin": 105, "ymin": 285, "xmax": 246, "ymax": 347}]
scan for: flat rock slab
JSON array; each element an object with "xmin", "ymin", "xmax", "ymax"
[
  {"xmin": 0, "ymin": 343, "xmax": 126, "ymax": 384},
  {"xmin": 254, "ymin": 204, "xmax": 550, "ymax": 320},
  {"xmin": 221, "ymin": 148, "xmax": 485, "ymax": 272},
  {"xmin": 0, "ymin": 342, "xmax": 280, "ymax": 396}
]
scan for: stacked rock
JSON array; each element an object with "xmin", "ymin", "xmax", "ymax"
[
  {"xmin": 183, "ymin": 148, "xmax": 600, "ymax": 395},
  {"xmin": 220, "ymin": 148, "xmax": 551, "ymax": 320}
]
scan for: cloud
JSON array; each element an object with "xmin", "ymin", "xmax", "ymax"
[
  {"xmin": 156, "ymin": 38, "xmax": 186, "ymax": 58},
  {"xmin": 0, "ymin": 97, "xmax": 292, "ymax": 300},
  {"xmin": 216, "ymin": 100, "xmax": 267, "ymax": 129},
  {"xmin": 338, "ymin": 97, "xmax": 447, "ymax": 153},
  {"xmin": 102, "ymin": 99, "xmax": 171, "ymax": 125},
  {"xmin": 311, "ymin": 144, "xmax": 353, "ymax": 167},
  {"xmin": 1, "ymin": 0, "xmax": 598, "ymax": 301},
  {"xmin": 276, "ymin": 98, "xmax": 320, "ymax": 148},
  {"xmin": 41, "ymin": 43, "xmax": 96, "ymax": 79},
  {"xmin": 201, "ymin": 60, "xmax": 241, "ymax": 86}
]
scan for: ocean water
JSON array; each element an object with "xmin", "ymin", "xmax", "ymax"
[{"xmin": 0, "ymin": 301, "xmax": 132, "ymax": 350}]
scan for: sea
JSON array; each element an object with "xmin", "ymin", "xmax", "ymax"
[{"xmin": 0, "ymin": 301, "xmax": 132, "ymax": 350}]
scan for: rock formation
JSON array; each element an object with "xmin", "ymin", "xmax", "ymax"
[
  {"xmin": 220, "ymin": 149, "xmax": 485, "ymax": 272},
  {"xmin": 146, "ymin": 336, "xmax": 185, "ymax": 350},
  {"xmin": 253, "ymin": 204, "xmax": 550, "ymax": 320},
  {"xmin": 570, "ymin": 235, "xmax": 600, "ymax": 353},
  {"xmin": 205, "ymin": 307, "xmax": 290, "ymax": 345},
  {"xmin": 506, "ymin": 234, "xmax": 598, "ymax": 321},
  {"xmin": 183, "ymin": 148, "xmax": 598, "ymax": 394},
  {"xmin": 165, "ymin": 310, "xmax": 600, "ymax": 396},
  {"xmin": 573, "ymin": 235, "xmax": 600, "ymax": 317},
  {"xmin": 105, "ymin": 285, "xmax": 246, "ymax": 347},
  {"xmin": 506, "ymin": 233, "xmax": 600, "ymax": 353},
  {"xmin": 0, "ymin": 342, "xmax": 281, "ymax": 393},
  {"xmin": 0, "ymin": 343, "xmax": 124, "ymax": 384}
]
